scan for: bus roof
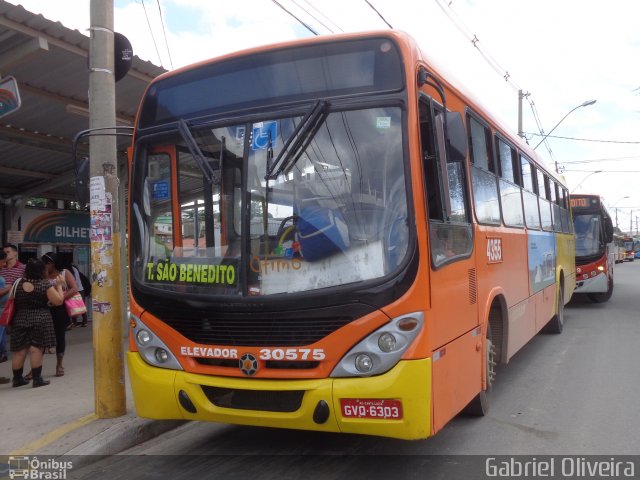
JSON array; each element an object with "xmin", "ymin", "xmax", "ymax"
[{"xmin": 142, "ymin": 29, "xmax": 563, "ymax": 184}]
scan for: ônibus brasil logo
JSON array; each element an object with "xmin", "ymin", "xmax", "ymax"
[{"xmin": 7, "ymin": 456, "xmax": 73, "ymax": 479}]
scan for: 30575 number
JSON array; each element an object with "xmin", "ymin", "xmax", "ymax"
[{"xmin": 259, "ymin": 348, "xmax": 325, "ymax": 361}]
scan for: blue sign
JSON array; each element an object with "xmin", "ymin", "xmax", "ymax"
[
  {"xmin": 23, "ymin": 212, "xmax": 90, "ymax": 244},
  {"xmin": 252, "ymin": 121, "xmax": 277, "ymax": 150},
  {"xmin": 152, "ymin": 180, "xmax": 170, "ymax": 200}
]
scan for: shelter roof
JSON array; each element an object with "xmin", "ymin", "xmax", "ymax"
[{"xmin": 0, "ymin": 1, "xmax": 165, "ymax": 201}]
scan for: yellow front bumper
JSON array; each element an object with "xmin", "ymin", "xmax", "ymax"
[{"xmin": 127, "ymin": 352, "xmax": 432, "ymax": 440}]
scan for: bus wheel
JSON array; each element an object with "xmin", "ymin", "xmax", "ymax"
[
  {"xmin": 544, "ymin": 284, "xmax": 564, "ymax": 334},
  {"xmin": 588, "ymin": 276, "xmax": 614, "ymax": 303},
  {"xmin": 463, "ymin": 323, "xmax": 496, "ymax": 416}
]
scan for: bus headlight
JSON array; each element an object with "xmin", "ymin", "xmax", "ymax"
[
  {"xmin": 154, "ymin": 348, "xmax": 170, "ymax": 363},
  {"xmin": 136, "ymin": 329, "xmax": 152, "ymax": 346},
  {"xmin": 355, "ymin": 354, "xmax": 373, "ymax": 373},
  {"xmin": 378, "ymin": 333, "xmax": 397, "ymax": 353},
  {"xmin": 330, "ymin": 312, "xmax": 424, "ymax": 378},
  {"xmin": 131, "ymin": 314, "xmax": 183, "ymax": 371}
]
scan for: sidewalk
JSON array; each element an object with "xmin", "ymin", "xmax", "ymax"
[{"xmin": 0, "ymin": 323, "xmax": 183, "ymax": 458}]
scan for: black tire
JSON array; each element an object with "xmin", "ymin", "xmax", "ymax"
[
  {"xmin": 587, "ymin": 275, "xmax": 614, "ymax": 303},
  {"xmin": 544, "ymin": 284, "xmax": 564, "ymax": 334},
  {"xmin": 463, "ymin": 322, "xmax": 496, "ymax": 416}
]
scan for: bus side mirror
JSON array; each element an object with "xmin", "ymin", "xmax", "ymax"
[{"xmin": 445, "ymin": 112, "xmax": 467, "ymax": 163}]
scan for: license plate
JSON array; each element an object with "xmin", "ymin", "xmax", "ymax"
[{"xmin": 340, "ymin": 398, "xmax": 403, "ymax": 419}]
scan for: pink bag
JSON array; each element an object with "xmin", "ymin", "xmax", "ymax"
[{"xmin": 64, "ymin": 293, "xmax": 87, "ymax": 317}]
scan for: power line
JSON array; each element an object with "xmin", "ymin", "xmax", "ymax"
[
  {"xmin": 139, "ymin": 0, "xmax": 163, "ymax": 67},
  {"xmin": 562, "ymin": 156, "xmax": 640, "ymax": 164},
  {"xmin": 364, "ymin": 0, "xmax": 393, "ymax": 29},
  {"xmin": 523, "ymin": 132, "xmax": 640, "ymax": 145},
  {"xmin": 156, "ymin": 0, "xmax": 174, "ymax": 70},
  {"xmin": 434, "ymin": 0, "xmax": 557, "ymax": 164},
  {"xmin": 302, "ymin": 0, "xmax": 344, "ymax": 32},
  {"xmin": 291, "ymin": 0, "xmax": 335, "ymax": 33},
  {"xmin": 563, "ymin": 169, "xmax": 640, "ymax": 173},
  {"xmin": 435, "ymin": 0, "xmax": 522, "ymax": 92},
  {"xmin": 525, "ymin": 97, "xmax": 557, "ymax": 166},
  {"xmin": 271, "ymin": 0, "xmax": 319, "ymax": 35}
]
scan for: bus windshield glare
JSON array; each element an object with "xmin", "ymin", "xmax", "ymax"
[
  {"xmin": 574, "ymin": 214, "xmax": 603, "ymax": 258},
  {"xmin": 131, "ymin": 106, "xmax": 409, "ymax": 296}
]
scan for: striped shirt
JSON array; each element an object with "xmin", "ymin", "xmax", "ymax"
[{"xmin": 0, "ymin": 261, "xmax": 25, "ymax": 285}]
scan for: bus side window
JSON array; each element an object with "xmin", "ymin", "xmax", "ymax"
[{"xmin": 419, "ymin": 97, "xmax": 443, "ymax": 221}]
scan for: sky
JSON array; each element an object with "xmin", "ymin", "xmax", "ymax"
[{"xmin": 7, "ymin": 0, "xmax": 640, "ymax": 233}]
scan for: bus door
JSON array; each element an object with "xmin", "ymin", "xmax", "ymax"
[{"xmin": 418, "ymin": 94, "xmax": 480, "ymax": 430}]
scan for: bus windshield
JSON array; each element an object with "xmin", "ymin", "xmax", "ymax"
[
  {"xmin": 573, "ymin": 214, "xmax": 603, "ymax": 258},
  {"xmin": 131, "ymin": 106, "xmax": 409, "ymax": 297}
]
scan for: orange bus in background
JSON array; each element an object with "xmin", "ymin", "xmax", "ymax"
[
  {"xmin": 570, "ymin": 194, "xmax": 615, "ymax": 302},
  {"xmin": 126, "ymin": 30, "xmax": 576, "ymax": 440}
]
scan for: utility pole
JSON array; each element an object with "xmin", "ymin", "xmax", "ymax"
[
  {"xmin": 615, "ymin": 208, "xmax": 618, "ymax": 229},
  {"xmin": 89, "ymin": 0, "xmax": 126, "ymax": 418},
  {"xmin": 518, "ymin": 90, "xmax": 524, "ymax": 138}
]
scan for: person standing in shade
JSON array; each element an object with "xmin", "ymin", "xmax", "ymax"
[
  {"xmin": 0, "ymin": 245, "xmax": 26, "ymax": 382},
  {"xmin": 0, "ymin": 250, "xmax": 10, "ymax": 384},
  {"xmin": 10, "ymin": 258, "xmax": 65, "ymax": 388},
  {"xmin": 0, "ymin": 244, "xmax": 25, "ymax": 295},
  {"xmin": 41, "ymin": 252, "xmax": 78, "ymax": 377}
]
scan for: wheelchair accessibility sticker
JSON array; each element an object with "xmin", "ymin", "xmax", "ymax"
[{"xmin": 251, "ymin": 121, "xmax": 277, "ymax": 150}]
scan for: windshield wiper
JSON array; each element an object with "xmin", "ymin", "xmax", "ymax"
[
  {"xmin": 178, "ymin": 118, "xmax": 216, "ymax": 184},
  {"xmin": 265, "ymin": 100, "xmax": 329, "ymax": 180}
]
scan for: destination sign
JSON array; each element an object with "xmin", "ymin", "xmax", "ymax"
[{"xmin": 146, "ymin": 259, "xmax": 237, "ymax": 286}]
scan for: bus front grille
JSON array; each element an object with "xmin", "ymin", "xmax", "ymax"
[
  {"xmin": 164, "ymin": 316, "xmax": 353, "ymax": 346},
  {"xmin": 195, "ymin": 358, "xmax": 320, "ymax": 370},
  {"xmin": 201, "ymin": 386, "xmax": 304, "ymax": 412}
]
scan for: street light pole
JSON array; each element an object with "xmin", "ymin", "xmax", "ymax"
[
  {"xmin": 611, "ymin": 195, "xmax": 630, "ymax": 207},
  {"xmin": 534, "ymin": 99, "xmax": 597, "ymax": 173},
  {"xmin": 611, "ymin": 195, "xmax": 629, "ymax": 229},
  {"xmin": 570, "ymin": 170, "xmax": 602, "ymax": 193},
  {"xmin": 534, "ymin": 100, "xmax": 597, "ymax": 150}
]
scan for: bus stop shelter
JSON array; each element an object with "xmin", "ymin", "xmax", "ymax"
[{"xmin": 0, "ymin": 0, "xmax": 165, "ymax": 241}]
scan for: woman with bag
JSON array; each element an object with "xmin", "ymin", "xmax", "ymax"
[
  {"xmin": 41, "ymin": 252, "xmax": 79, "ymax": 377},
  {"xmin": 0, "ymin": 250, "xmax": 11, "ymax": 383},
  {"xmin": 10, "ymin": 258, "xmax": 64, "ymax": 388}
]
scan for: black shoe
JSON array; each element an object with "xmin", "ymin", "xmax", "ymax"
[
  {"xmin": 12, "ymin": 376, "xmax": 30, "ymax": 388},
  {"xmin": 0, "ymin": 376, "xmax": 10, "ymax": 384},
  {"xmin": 32, "ymin": 377, "xmax": 50, "ymax": 388},
  {"xmin": 0, "ymin": 354, "xmax": 8, "ymax": 363}
]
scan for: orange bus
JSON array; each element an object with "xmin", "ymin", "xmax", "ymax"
[
  {"xmin": 126, "ymin": 30, "xmax": 576, "ymax": 440},
  {"xmin": 570, "ymin": 194, "xmax": 615, "ymax": 302}
]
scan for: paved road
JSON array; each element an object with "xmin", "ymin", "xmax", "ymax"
[{"xmin": 72, "ymin": 261, "xmax": 640, "ymax": 479}]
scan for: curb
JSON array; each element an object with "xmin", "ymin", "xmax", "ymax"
[{"xmin": 63, "ymin": 418, "xmax": 187, "ymax": 468}]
